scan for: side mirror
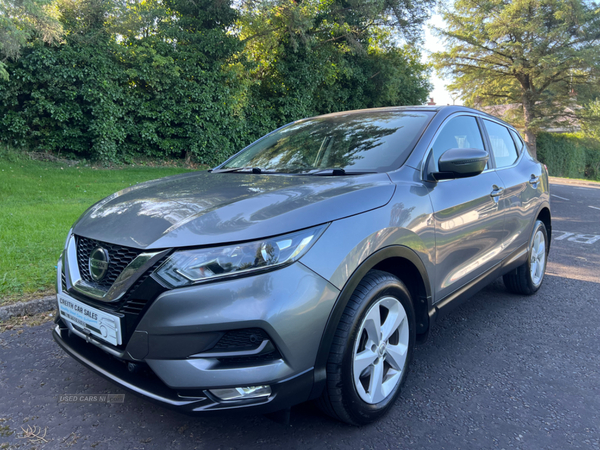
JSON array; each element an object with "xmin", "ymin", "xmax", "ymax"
[{"xmin": 429, "ymin": 148, "xmax": 489, "ymax": 181}]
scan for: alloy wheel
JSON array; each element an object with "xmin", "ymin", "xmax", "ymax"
[
  {"xmin": 352, "ymin": 296, "xmax": 409, "ymax": 404},
  {"xmin": 530, "ymin": 228, "xmax": 546, "ymax": 286}
]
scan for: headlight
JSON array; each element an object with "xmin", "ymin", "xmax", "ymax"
[{"xmin": 152, "ymin": 224, "xmax": 329, "ymax": 288}]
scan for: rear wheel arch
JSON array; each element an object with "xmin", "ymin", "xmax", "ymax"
[
  {"xmin": 309, "ymin": 246, "xmax": 432, "ymax": 400},
  {"xmin": 536, "ymin": 206, "xmax": 552, "ymax": 244}
]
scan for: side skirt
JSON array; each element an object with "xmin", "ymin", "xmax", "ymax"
[{"xmin": 428, "ymin": 243, "xmax": 529, "ymax": 326}]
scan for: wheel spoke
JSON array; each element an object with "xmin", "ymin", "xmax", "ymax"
[
  {"xmin": 368, "ymin": 360, "xmax": 385, "ymax": 403},
  {"xmin": 534, "ymin": 232, "xmax": 541, "ymax": 253},
  {"xmin": 363, "ymin": 307, "xmax": 381, "ymax": 345},
  {"xmin": 385, "ymin": 343, "xmax": 408, "ymax": 371},
  {"xmin": 536, "ymin": 249, "xmax": 544, "ymax": 261},
  {"xmin": 529, "ymin": 230, "xmax": 546, "ymax": 284},
  {"xmin": 535, "ymin": 256, "xmax": 544, "ymax": 278},
  {"xmin": 531, "ymin": 260, "xmax": 539, "ymax": 281},
  {"xmin": 380, "ymin": 306, "xmax": 405, "ymax": 342},
  {"xmin": 536, "ymin": 238, "xmax": 545, "ymax": 259},
  {"xmin": 354, "ymin": 348, "xmax": 377, "ymax": 380},
  {"xmin": 381, "ymin": 370, "xmax": 401, "ymax": 399}
]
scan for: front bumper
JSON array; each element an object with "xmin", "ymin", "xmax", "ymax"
[
  {"xmin": 53, "ymin": 262, "xmax": 340, "ymax": 413},
  {"xmin": 53, "ymin": 323, "xmax": 314, "ymax": 414}
]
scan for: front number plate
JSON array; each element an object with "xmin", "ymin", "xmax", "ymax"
[{"xmin": 57, "ymin": 293, "xmax": 122, "ymax": 346}]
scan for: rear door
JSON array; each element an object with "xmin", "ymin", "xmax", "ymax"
[
  {"xmin": 482, "ymin": 120, "xmax": 542, "ymax": 259},
  {"xmin": 427, "ymin": 114, "xmax": 507, "ymax": 302}
]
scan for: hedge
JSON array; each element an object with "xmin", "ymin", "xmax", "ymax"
[
  {"xmin": 0, "ymin": 0, "xmax": 431, "ymax": 165},
  {"xmin": 536, "ymin": 132, "xmax": 600, "ymax": 181}
]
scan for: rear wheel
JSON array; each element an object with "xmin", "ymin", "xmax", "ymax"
[
  {"xmin": 503, "ymin": 219, "xmax": 548, "ymax": 295},
  {"xmin": 318, "ymin": 270, "xmax": 415, "ymax": 425}
]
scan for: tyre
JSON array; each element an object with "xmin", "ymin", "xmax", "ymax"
[
  {"xmin": 503, "ymin": 219, "xmax": 549, "ymax": 295},
  {"xmin": 318, "ymin": 270, "xmax": 416, "ymax": 425}
]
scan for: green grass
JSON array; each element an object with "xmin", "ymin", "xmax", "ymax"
[{"xmin": 0, "ymin": 155, "xmax": 195, "ymax": 304}]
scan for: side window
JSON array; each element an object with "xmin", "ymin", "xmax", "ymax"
[
  {"xmin": 430, "ymin": 116, "xmax": 486, "ymax": 170},
  {"xmin": 509, "ymin": 129, "xmax": 524, "ymax": 153},
  {"xmin": 484, "ymin": 120, "xmax": 519, "ymax": 168}
]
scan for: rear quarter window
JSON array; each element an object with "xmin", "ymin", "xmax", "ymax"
[{"xmin": 483, "ymin": 120, "xmax": 519, "ymax": 168}]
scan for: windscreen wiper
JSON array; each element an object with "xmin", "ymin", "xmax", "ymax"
[
  {"xmin": 210, "ymin": 167, "xmax": 264, "ymax": 174},
  {"xmin": 211, "ymin": 167, "xmax": 376, "ymax": 176},
  {"xmin": 305, "ymin": 168, "xmax": 378, "ymax": 176}
]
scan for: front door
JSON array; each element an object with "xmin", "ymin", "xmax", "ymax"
[{"xmin": 427, "ymin": 115, "xmax": 507, "ymax": 302}]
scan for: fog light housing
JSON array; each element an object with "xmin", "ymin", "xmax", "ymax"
[{"xmin": 209, "ymin": 385, "xmax": 272, "ymax": 401}]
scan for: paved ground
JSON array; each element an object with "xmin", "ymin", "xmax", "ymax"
[{"xmin": 1, "ymin": 180, "xmax": 599, "ymax": 450}]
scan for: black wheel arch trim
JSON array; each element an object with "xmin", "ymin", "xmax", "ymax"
[
  {"xmin": 308, "ymin": 245, "xmax": 433, "ymax": 400},
  {"xmin": 534, "ymin": 201, "xmax": 552, "ymax": 248}
]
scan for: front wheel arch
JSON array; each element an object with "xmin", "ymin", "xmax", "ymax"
[{"xmin": 309, "ymin": 245, "xmax": 432, "ymax": 400}]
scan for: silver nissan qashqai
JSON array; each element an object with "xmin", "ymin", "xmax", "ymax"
[{"xmin": 53, "ymin": 105, "xmax": 551, "ymax": 425}]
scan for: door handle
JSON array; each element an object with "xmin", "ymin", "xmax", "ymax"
[
  {"xmin": 490, "ymin": 185, "xmax": 504, "ymax": 197},
  {"xmin": 529, "ymin": 174, "xmax": 539, "ymax": 185}
]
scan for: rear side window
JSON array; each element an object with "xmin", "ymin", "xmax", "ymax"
[
  {"xmin": 430, "ymin": 116, "xmax": 486, "ymax": 170},
  {"xmin": 509, "ymin": 129, "xmax": 524, "ymax": 152},
  {"xmin": 484, "ymin": 120, "xmax": 519, "ymax": 168}
]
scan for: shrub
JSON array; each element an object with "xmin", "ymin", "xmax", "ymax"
[{"xmin": 536, "ymin": 132, "xmax": 600, "ymax": 180}]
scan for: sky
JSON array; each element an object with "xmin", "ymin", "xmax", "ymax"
[{"xmin": 422, "ymin": 14, "xmax": 463, "ymax": 106}]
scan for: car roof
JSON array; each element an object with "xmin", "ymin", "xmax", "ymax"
[{"xmin": 309, "ymin": 105, "xmax": 515, "ymax": 130}]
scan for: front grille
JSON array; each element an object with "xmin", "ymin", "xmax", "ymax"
[
  {"xmin": 64, "ymin": 238, "xmax": 169, "ymax": 349},
  {"xmin": 61, "ymin": 271, "xmax": 67, "ymax": 291},
  {"xmin": 76, "ymin": 236, "xmax": 143, "ymax": 290}
]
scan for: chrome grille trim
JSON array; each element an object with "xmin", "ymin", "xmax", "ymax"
[
  {"xmin": 64, "ymin": 235, "xmax": 169, "ymax": 303},
  {"xmin": 76, "ymin": 236, "xmax": 142, "ymax": 288}
]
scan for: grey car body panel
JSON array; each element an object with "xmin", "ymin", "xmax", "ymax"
[
  {"xmin": 301, "ymin": 166, "xmax": 436, "ymax": 292},
  {"xmin": 72, "ymin": 171, "xmax": 395, "ymax": 249},
  {"xmin": 400, "ymin": 108, "xmax": 548, "ymax": 303},
  {"xmin": 133, "ymin": 262, "xmax": 339, "ymax": 388}
]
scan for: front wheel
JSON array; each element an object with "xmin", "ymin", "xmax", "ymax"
[
  {"xmin": 318, "ymin": 270, "xmax": 415, "ymax": 425},
  {"xmin": 503, "ymin": 219, "xmax": 549, "ymax": 295}
]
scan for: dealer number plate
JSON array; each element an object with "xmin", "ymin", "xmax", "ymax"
[{"xmin": 57, "ymin": 293, "xmax": 122, "ymax": 346}]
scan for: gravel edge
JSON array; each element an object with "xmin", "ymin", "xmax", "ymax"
[{"xmin": 0, "ymin": 295, "xmax": 56, "ymax": 322}]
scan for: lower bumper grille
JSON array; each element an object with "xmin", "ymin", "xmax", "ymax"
[
  {"xmin": 212, "ymin": 328, "xmax": 281, "ymax": 364},
  {"xmin": 214, "ymin": 328, "xmax": 270, "ymax": 349}
]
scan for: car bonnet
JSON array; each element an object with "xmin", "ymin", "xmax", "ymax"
[{"xmin": 72, "ymin": 171, "xmax": 395, "ymax": 249}]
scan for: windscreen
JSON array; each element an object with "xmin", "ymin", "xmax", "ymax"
[{"xmin": 222, "ymin": 111, "xmax": 433, "ymax": 173}]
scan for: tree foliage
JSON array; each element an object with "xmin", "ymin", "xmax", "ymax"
[
  {"xmin": 0, "ymin": 0, "xmax": 432, "ymax": 164},
  {"xmin": 432, "ymin": 0, "xmax": 600, "ymax": 156},
  {"xmin": 0, "ymin": 0, "xmax": 63, "ymax": 79},
  {"xmin": 581, "ymin": 98, "xmax": 600, "ymax": 141}
]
